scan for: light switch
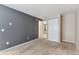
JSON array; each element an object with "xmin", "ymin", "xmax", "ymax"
[
  {"xmin": 1, "ymin": 28, "xmax": 5, "ymax": 32},
  {"xmin": 9, "ymin": 22, "xmax": 12, "ymax": 26}
]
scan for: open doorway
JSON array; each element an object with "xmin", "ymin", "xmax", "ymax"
[{"xmin": 38, "ymin": 20, "xmax": 47, "ymax": 39}]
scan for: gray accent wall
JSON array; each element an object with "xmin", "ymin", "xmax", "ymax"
[{"xmin": 0, "ymin": 5, "xmax": 39, "ymax": 50}]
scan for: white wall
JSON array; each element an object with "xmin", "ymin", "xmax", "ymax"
[{"xmin": 62, "ymin": 12, "xmax": 76, "ymax": 43}]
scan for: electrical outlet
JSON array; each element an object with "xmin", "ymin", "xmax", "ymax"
[{"xmin": 6, "ymin": 41, "xmax": 10, "ymax": 45}]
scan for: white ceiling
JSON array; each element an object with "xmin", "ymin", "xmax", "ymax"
[{"xmin": 4, "ymin": 4, "xmax": 79, "ymax": 20}]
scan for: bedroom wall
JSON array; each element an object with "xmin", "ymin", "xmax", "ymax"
[{"xmin": 0, "ymin": 5, "xmax": 40, "ymax": 50}]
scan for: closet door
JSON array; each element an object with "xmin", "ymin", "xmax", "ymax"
[
  {"xmin": 62, "ymin": 13, "xmax": 76, "ymax": 43},
  {"xmin": 48, "ymin": 18, "xmax": 61, "ymax": 42}
]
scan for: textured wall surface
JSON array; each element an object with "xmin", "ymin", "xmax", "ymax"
[{"xmin": 0, "ymin": 5, "xmax": 39, "ymax": 50}]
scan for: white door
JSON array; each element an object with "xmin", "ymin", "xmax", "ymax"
[
  {"xmin": 48, "ymin": 18, "xmax": 60, "ymax": 42},
  {"xmin": 62, "ymin": 13, "xmax": 75, "ymax": 43}
]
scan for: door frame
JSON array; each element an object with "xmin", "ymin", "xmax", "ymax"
[{"xmin": 47, "ymin": 16, "xmax": 61, "ymax": 43}]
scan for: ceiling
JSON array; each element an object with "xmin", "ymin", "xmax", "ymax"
[{"xmin": 4, "ymin": 4, "xmax": 79, "ymax": 20}]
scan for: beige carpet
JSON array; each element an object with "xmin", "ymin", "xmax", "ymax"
[{"xmin": 0, "ymin": 39, "xmax": 79, "ymax": 55}]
